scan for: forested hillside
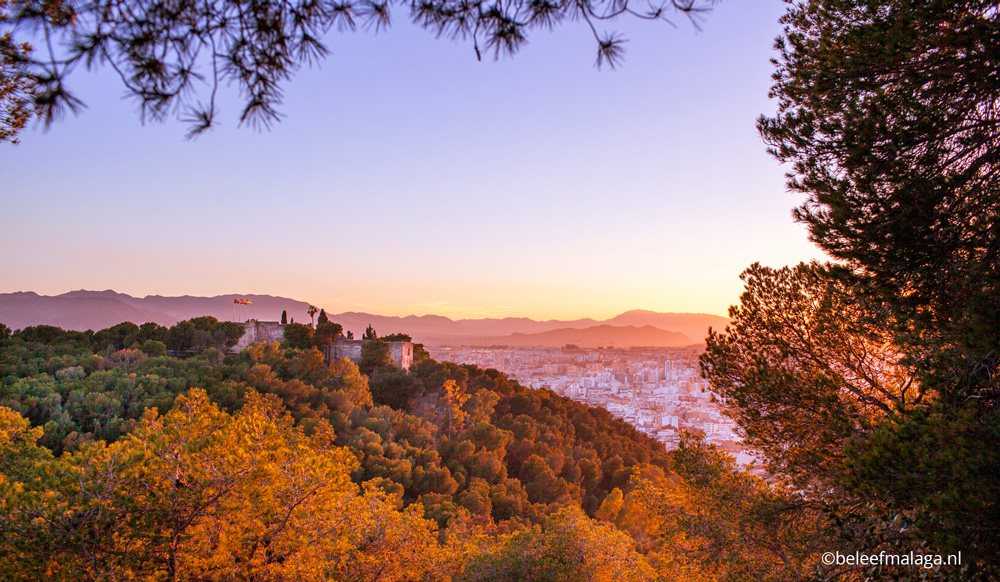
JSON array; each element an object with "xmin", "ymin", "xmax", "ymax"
[{"xmin": 0, "ymin": 318, "xmax": 828, "ymax": 581}]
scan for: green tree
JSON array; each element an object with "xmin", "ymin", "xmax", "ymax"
[
  {"xmin": 758, "ymin": 0, "xmax": 1000, "ymax": 399},
  {"xmin": 167, "ymin": 320, "xmax": 196, "ymax": 354},
  {"xmin": 137, "ymin": 322, "xmax": 169, "ymax": 343},
  {"xmin": 359, "ymin": 338, "xmax": 393, "ymax": 376},
  {"xmin": 379, "ymin": 333, "xmax": 430, "ymax": 361},
  {"xmin": 413, "ymin": 343, "xmax": 431, "ymax": 362},
  {"xmin": 92, "ymin": 321, "xmax": 141, "ymax": 352},
  {"xmin": 306, "ymin": 305, "xmax": 319, "ymax": 327},
  {"xmin": 13, "ymin": 324, "xmax": 68, "ymax": 344},
  {"xmin": 288, "ymin": 347, "xmax": 331, "ymax": 387},
  {"xmin": 369, "ymin": 367, "xmax": 421, "ymax": 410},
  {"xmin": 363, "ymin": 324, "xmax": 378, "ymax": 341},
  {"xmin": 744, "ymin": 1, "xmax": 1000, "ymax": 576},
  {"xmin": 703, "ymin": 262, "xmax": 1000, "ymax": 576},
  {"xmin": 283, "ymin": 322, "xmax": 315, "ymax": 350},
  {"xmin": 701, "ymin": 263, "xmax": 917, "ymax": 496},
  {"xmin": 169, "ymin": 317, "xmax": 243, "ymax": 353},
  {"xmin": 314, "ymin": 321, "xmax": 344, "ymax": 347},
  {"xmin": 281, "ymin": 310, "xmax": 288, "ymax": 325},
  {"xmin": 317, "ymin": 309, "xmax": 329, "ymax": 326},
  {"xmin": 0, "ymin": 0, "xmax": 716, "ymax": 139},
  {"xmin": 140, "ymin": 339, "xmax": 167, "ymax": 357}
]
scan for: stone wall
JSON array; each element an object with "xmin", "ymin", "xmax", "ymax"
[
  {"xmin": 390, "ymin": 342, "xmax": 414, "ymax": 371},
  {"xmin": 327, "ymin": 337, "xmax": 413, "ymax": 371},
  {"xmin": 233, "ymin": 321, "xmax": 286, "ymax": 352},
  {"xmin": 327, "ymin": 338, "xmax": 365, "ymax": 362},
  {"xmin": 233, "ymin": 325, "xmax": 413, "ymax": 371}
]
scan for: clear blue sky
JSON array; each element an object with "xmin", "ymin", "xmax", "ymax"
[{"xmin": 0, "ymin": 1, "xmax": 826, "ymax": 319}]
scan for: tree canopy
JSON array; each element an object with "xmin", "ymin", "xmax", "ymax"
[
  {"xmin": 701, "ymin": 262, "xmax": 918, "ymax": 496},
  {"xmin": 701, "ymin": 1, "xmax": 1000, "ymax": 578},
  {"xmin": 0, "ymin": 0, "xmax": 30, "ymax": 143},
  {"xmin": 1, "ymin": 319, "xmax": 823, "ymax": 581},
  {"xmin": 0, "ymin": 388, "xmax": 448, "ymax": 581},
  {"xmin": 0, "ymin": 0, "xmax": 718, "ymax": 141},
  {"xmin": 758, "ymin": 0, "xmax": 1000, "ymax": 396}
]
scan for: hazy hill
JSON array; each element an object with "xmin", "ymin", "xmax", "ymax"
[
  {"xmin": 0, "ymin": 292, "xmax": 180, "ymax": 331},
  {"xmin": 604, "ymin": 310, "xmax": 729, "ymax": 342},
  {"xmin": 450, "ymin": 316, "xmax": 602, "ymax": 336},
  {"xmin": 0, "ymin": 290, "xmax": 727, "ymax": 345},
  {"xmin": 0, "ymin": 290, "xmax": 309, "ymax": 331},
  {"xmin": 464, "ymin": 325, "xmax": 694, "ymax": 348}
]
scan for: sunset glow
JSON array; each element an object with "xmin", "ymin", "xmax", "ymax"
[{"xmin": 0, "ymin": 1, "xmax": 824, "ymax": 319}]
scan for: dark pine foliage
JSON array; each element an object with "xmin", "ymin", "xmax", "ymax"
[{"xmin": 1, "ymin": 0, "xmax": 719, "ymax": 139}]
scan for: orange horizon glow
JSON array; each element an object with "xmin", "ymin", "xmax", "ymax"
[{"xmin": 1, "ymin": 1, "xmax": 827, "ymax": 323}]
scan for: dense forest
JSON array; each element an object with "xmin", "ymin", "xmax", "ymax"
[
  {"xmin": 4, "ymin": 1, "xmax": 998, "ymax": 580},
  {"xmin": 0, "ymin": 318, "xmax": 826, "ymax": 581}
]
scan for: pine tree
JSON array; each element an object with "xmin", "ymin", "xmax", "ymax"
[{"xmin": 0, "ymin": 0, "xmax": 717, "ymax": 139}]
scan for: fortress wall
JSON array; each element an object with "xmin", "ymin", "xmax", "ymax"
[
  {"xmin": 390, "ymin": 342, "xmax": 414, "ymax": 371},
  {"xmin": 256, "ymin": 322, "xmax": 286, "ymax": 342},
  {"xmin": 329, "ymin": 338, "xmax": 365, "ymax": 362},
  {"xmin": 329, "ymin": 338, "xmax": 413, "ymax": 371},
  {"xmin": 235, "ymin": 327, "xmax": 413, "ymax": 372},
  {"xmin": 234, "ymin": 321, "xmax": 286, "ymax": 352}
]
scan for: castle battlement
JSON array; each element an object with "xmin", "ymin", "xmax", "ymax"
[
  {"xmin": 232, "ymin": 321, "xmax": 413, "ymax": 370},
  {"xmin": 325, "ymin": 337, "xmax": 413, "ymax": 371},
  {"xmin": 234, "ymin": 321, "xmax": 286, "ymax": 351}
]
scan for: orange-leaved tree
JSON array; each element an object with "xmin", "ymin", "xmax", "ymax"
[{"xmin": 0, "ymin": 389, "xmax": 451, "ymax": 581}]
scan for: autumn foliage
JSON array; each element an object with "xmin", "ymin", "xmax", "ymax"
[{"xmin": 0, "ymin": 321, "xmax": 814, "ymax": 581}]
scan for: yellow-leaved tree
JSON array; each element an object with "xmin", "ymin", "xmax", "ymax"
[
  {"xmin": 0, "ymin": 389, "xmax": 452, "ymax": 582},
  {"xmin": 596, "ymin": 442, "xmax": 828, "ymax": 582},
  {"xmin": 461, "ymin": 504, "xmax": 654, "ymax": 582}
]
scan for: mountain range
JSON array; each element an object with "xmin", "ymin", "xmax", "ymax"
[{"xmin": 0, "ymin": 290, "xmax": 729, "ymax": 347}]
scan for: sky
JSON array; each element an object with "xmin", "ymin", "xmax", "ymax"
[{"xmin": 0, "ymin": 0, "xmax": 827, "ymax": 320}]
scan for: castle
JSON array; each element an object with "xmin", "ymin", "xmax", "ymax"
[{"xmin": 234, "ymin": 321, "xmax": 413, "ymax": 371}]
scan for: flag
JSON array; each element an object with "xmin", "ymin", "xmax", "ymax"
[
  {"xmin": 234, "ymin": 298, "xmax": 239, "ymax": 304},
  {"xmin": 245, "ymin": 299, "xmax": 253, "ymax": 305}
]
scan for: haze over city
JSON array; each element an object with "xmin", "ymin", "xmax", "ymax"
[{"xmin": 0, "ymin": 1, "xmax": 826, "ymax": 320}]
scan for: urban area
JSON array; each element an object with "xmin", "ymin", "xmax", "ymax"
[{"xmin": 426, "ymin": 344, "xmax": 760, "ymax": 472}]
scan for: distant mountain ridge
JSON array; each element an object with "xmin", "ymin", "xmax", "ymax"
[
  {"xmin": 0, "ymin": 290, "xmax": 728, "ymax": 346},
  {"xmin": 468, "ymin": 325, "xmax": 694, "ymax": 348}
]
